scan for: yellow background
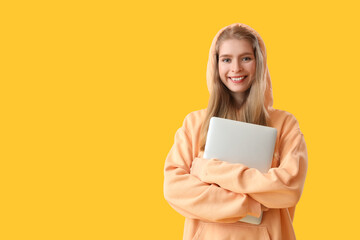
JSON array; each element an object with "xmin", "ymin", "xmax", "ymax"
[{"xmin": 1, "ymin": 0, "xmax": 359, "ymax": 239}]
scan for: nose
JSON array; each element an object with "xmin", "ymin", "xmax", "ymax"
[{"xmin": 231, "ymin": 60, "xmax": 243, "ymax": 72}]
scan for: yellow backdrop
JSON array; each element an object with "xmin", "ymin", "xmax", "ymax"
[{"xmin": 1, "ymin": 0, "xmax": 359, "ymax": 239}]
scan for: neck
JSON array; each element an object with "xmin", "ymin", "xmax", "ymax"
[{"xmin": 231, "ymin": 91, "xmax": 249, "ymax": 109}]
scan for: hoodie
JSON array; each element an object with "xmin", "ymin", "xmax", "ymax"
[{"xmin": 163, "ymin": 23, "xmax": 308, "ymax": 240}]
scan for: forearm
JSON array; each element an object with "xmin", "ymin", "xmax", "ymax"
[
  {"xmin": 164, "ymin": 164, "xmax": 262, "ymax": 223},
  {"xmin": 191, "ymin": 132, "xmax": 308, "ymax": 208}
]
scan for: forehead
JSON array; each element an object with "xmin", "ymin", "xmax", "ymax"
[{"xmin": 218, "ymin": 39, "xmax": 253, "ymax": 56}]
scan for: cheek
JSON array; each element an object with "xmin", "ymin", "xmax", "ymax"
[
  {"xmin": 249, "ymin": 63, "xmax": 256, "ymax": 75},
  {"xmin": 218, "ymin": 65, "xmax": 222, "ymax": 75},
  {"xmin": 218, "ymin": 65, "xmax": 227, "ymax": 78},
  {"xmin": 219, "ymin": 71, "xmax": 227, "ymax": 84}
]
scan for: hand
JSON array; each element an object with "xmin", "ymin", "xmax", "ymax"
[
  {"xmin": 190, "ymin": 157, "xmax": 206, "ymax": 180},
  {"xmin": 261, "ymin": 204, "xmax": 269, "ymax": 212}
]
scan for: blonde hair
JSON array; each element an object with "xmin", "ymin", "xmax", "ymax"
[{"xmin": 200, "ymin": 25, "xmax": 269, "ymax": 151}]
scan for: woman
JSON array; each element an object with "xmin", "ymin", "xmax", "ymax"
[{"xmin": 163, "ymin": 23, "xmax": 308, "ymax": 240}]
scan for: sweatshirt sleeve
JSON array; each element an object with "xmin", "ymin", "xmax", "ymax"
[
  {"xmin": 163, "ymin": 115, "xmax": 262, "ymax": 223},
  {"xmin": 192, "ymin": 115, "xmax": 308, "ymax": 209}
]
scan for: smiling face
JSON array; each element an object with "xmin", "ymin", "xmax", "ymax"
[{"xmin": 218, "ymin": 38, "xmax": 256, "ymax": 104}]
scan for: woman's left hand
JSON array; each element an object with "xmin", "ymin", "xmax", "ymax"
[{"xmin": 190, "ymin": 157, "xmax": 207, "ymax": 179}]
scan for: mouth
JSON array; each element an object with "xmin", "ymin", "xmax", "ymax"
[{"xmin": 228, "ymin": 75, "xmax": 247, "ymax": 83}]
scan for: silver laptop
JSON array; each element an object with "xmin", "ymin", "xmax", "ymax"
[{"xmin": 203, "ymin": 117, "xmax": 277, "ymax": 225}]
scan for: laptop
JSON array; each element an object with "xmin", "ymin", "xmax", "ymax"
[{"xmin": 203, "ymin": 117, "xmax": 277, "ymax": 225}]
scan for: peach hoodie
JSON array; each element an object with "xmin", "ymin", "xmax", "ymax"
[{"xmin": 163, "ymin": 23, "xmax": 308, "ymax": 240}]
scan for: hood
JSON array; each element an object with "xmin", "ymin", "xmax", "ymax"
[{"xmin": 206, "ymin": 23, "xmax": 273, "ymax": 109}]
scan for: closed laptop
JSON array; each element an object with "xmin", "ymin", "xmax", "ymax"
[{"xmin": 203, "ymin": 117, "xmax": 277, "ymax": 224}]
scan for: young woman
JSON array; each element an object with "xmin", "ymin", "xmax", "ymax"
[{"xmin": 163, "ymin": 23, "xmax": 308, "ymax": 240}]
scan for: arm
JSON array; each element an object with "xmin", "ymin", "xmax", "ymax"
[
  {"xmin": 163, "ymin": 118, "xmax": 262, "ymax": 223},
  {"xmin": 190, "ymin": 116, "xmax": 308, "ymax": 209}
]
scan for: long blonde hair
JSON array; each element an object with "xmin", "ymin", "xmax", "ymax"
[{"xmin": 200, "ymin": 25, "xmax": 269, "ymax": 151}]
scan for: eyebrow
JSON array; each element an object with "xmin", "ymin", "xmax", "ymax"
[{"xmin": 219, "ymin": 52, "xmax": 253, "ymax": 58}]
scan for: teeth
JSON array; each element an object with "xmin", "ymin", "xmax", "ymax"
[{"xmin": 231, "ymin": 76, "xmax": 245, "ymax": 81}]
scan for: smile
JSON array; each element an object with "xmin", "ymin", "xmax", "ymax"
[{"xmin": 229, "ymin": 76, "xmax": 247, "ymax": 82}]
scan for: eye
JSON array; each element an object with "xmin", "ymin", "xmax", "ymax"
[
  {"xmin": 222, "ymin": 58, "xmax": 231, "ymax": 63},
  {"xmin": 242, "ymin": 57, "xmax": 252, "ymax": 61}
]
